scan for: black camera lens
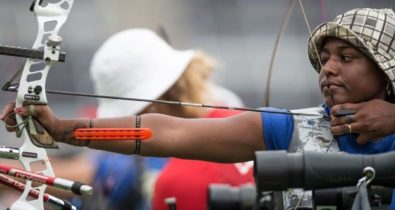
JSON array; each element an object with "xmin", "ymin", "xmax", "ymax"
[{"xmin": 208, "ymin": 184, "xmax": 256, "ymax": 210}]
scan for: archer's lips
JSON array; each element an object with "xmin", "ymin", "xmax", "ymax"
[{"xmin": 320, "ymin": 80, "xmax": 342, "ymax": 90}]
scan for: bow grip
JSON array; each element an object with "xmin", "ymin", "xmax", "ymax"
[{"xmin": 26, "ymin": 117, "xmax": 59, "ymax": 149}]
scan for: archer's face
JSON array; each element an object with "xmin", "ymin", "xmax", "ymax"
[{"xmin": 318, "ymin": 38, "xmax": 386, "ymax": 107}]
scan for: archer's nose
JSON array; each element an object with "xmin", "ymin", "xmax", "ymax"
[{"xmin": 321, "ymin": 57, "xmax": 340, "ymax": 77}]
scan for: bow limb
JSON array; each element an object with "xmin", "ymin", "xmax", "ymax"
[
  {"xmin": 262, "ymin": 0, "xmax": 297, "ymax": 107},
  {"xmin": 9, "ymin": 1, "xmax": 74, "ymax": 210},
  {"xmin": 263, "ymin": 0, "xmax": 325, "ymax": 107}
]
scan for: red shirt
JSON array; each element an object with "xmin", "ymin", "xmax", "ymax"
[{"xmin": 152, "ymin": 109, "xmax": 255, "ymax": 210}]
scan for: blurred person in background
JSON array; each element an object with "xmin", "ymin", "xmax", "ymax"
[{"xmin": 83, "ymin": 28, "xmax": 254, "ymax": 210}]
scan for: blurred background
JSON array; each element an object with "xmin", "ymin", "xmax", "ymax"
[{"xmin": 0, "ymin": 0, "xmax": 393, "ymax": 145}]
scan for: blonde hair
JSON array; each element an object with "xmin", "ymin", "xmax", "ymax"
[{"xmin": 140, "ymin": 51, "xmax": 217, "ymax": 118}]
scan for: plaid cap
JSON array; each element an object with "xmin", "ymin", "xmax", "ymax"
[{"xmin": 308, "ymin": 8, "xmax": 395, "ymax": 94}]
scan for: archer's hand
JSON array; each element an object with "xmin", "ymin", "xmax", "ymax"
[
  {"xmin": 330, "ymin": 99, "xmax": 395, "ymax": 144},
  {"xmin": 1, "ymin": 102, "xmax": 92, "ymax": 146},
  {"xmin": 1, "ymin": 102, "xmax": 59, "ymax": 138}
]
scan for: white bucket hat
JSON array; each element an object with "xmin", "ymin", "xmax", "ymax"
[
  {"xmin": 308, "ymin": 8, "xmax": 395, "ymax": 94},
  {"xmin": 90, "ymin": 29, "xmax": 194, "ymax": 117}
]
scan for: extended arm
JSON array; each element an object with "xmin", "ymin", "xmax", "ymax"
[{"xmin": 1, "ymin": 104, "xmax": 264, "ymax": 163}]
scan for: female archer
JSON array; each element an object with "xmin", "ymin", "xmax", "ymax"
[{"xmin": 2, "ymin": 7, "xmax": 395, "ymax": 209}]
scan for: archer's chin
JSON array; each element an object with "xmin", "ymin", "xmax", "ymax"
[{"xmin": 323, "ymin": 97, "xmax": 334, "ymax": 108}]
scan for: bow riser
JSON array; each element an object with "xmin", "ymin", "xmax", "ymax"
[{"xmin": 10, "ymin": 1, "xmax": 74, "ymax": 210}]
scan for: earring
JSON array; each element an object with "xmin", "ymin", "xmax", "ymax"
[{"xmin": 386, "ymin": 81, "xmax": 392, "ymax": 96}]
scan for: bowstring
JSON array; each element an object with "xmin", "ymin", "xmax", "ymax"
[{"xmin": 294, "ymin": 0, "xmax": 336, "ymax": 209}]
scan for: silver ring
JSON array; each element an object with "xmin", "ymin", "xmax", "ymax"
[
  {"xmin": 347, "ymin": 124, "xmax": 352, "ymax": 134},
  {"xmin": 345, "ymin": 114, "xmax": 354, "ymax": 123}
]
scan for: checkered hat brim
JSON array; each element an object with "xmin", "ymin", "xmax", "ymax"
[{"xmin": 308, "ymin": 8, "xmax": 395, "ymax": 94}]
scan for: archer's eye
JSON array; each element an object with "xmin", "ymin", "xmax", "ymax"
[
  {"xmin": 319, "ymin": 55, "xmax": 328, "ymax": 65},
  {"xmin": 340, "ymin": 55, "xmax": 353, "ymax": 62}
]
